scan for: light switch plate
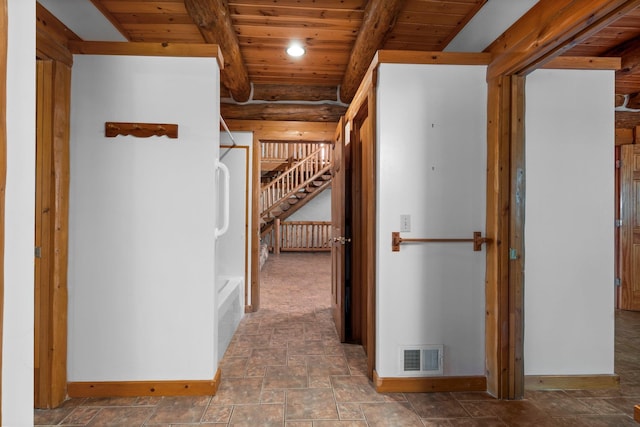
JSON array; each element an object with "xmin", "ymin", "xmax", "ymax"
[{"xmin": 400, "ymin": 214, "xmax": 411, "ymax": 232}]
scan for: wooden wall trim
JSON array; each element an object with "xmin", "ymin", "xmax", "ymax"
[
  {"xmin": 542, "ymin": 57, "xmax": 621, "ymax": 70},
  {"xmin": 68, "ymin": 369, "xmax": 221, "ymax": 398},
  {"xmin": 0, "ymin": 0, "xmax": 6, "ymax": 422},
  {"xmin": 376, "ymin": 50, "xmax": 492, "ymax": 66},
  {"xmin": 374, "ymin": 371, "xmax": 487, "ymax": 393},
  {"xmin": 68, "ymin": 42, "xmax": 224, "ymax": 68},
  {"xmin": 524, "ymin": 375, "xmax": 620, "ymax": 391}
]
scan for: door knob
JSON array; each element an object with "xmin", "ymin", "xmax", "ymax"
[{"xmin": 332, "ymin": 236, "xmax": 351, "ymax": 245}]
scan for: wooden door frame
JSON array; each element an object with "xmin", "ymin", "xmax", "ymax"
[
  {"xmin": 223, "ymin": 120, "xmax": 336, "ymax": 312},
  {"xmin": 0, "ymin": 0, "xmax": 7, "ymax": 421},
  {"xmin": 344, "ymin": 69, "xmax": 377, "ymax": 378},
  {"xmin": 34, "ymin": 58, "xmax": 71, "ymax": 409},
  {"xmin": 483, "ymin": 0, "xmax": 639, "ymax": 399}
]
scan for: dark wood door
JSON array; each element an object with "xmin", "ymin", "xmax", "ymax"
[
  {"xmin": 331, "ymin": 118, "xmax": 347, "ymax": 341},
  {"xmin": 350, "ymin": 103, "xmax": 376, "ymax": 378},
  {"xmin": 620, "ymin": 144, "xmax": 640, "ymax": 311}
]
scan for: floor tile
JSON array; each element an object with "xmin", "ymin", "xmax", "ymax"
[
  {"xmin": 332, "ymin": 376, "xmax": 386, "ymax": 403},
  {"xmin": 200, "ymin": 404, "xmax": 233, "ymax": 423},
  {"xmin": 85, "ymin": 407, "xmax": 154, "ymax": 426},
  {"xmin": 228, "ymin": 403, "xmax": 284, "ymax": 426},
  {"xmin": 286, "ymin": 388, "xmax": 339, "ymax": 420},
  {"xmin": 406, "ymin": 393, "xmax": 470, "ymax": 418},
  {"xmin": 211, "ymin": 377, "xmax": 264, "ymax": 405},
  {"xmin": 361, "ymin": 402, "xmax": 423, "ymax": 426}
]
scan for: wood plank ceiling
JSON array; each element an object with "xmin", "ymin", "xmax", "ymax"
[{"xmin": 54, "ymin": 0, "xmax": 640, "ymax": 126}]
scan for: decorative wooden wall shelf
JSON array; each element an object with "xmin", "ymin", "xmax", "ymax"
[
  {"xmin": 392, "ymin": 231, "xmax": 490, "ymax": 252},
  {"xmin": 105, "ymin": 122, "xmax": 178, "ymax": 139}
]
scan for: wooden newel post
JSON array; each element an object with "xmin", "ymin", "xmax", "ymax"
[{"xmin": 274, "ymin": 218, "xmax": 281, "ymax": 255}]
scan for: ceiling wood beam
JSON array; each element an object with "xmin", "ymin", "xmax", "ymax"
[
  {"xmin": 339, "ymin": 0, "xmax": 407, "ymax": 103},
  {"xmin": 221, "ymin": 102, "xmax": 345, "ymax": 123},
  {"xmin": 487, "ymin": 0, "xmax": 640, "ymax": 79},
  {"xmin": 251, "ymin": 84, "xmax": 339, "ymax": 102},
  {"xmin": 605, "ymin": 35, "xmax": 640, "ymax": 86},
  {"xmin": 223, "ymin": 120, "xmax": 336, "ymax": 141},
  {"xmin": 616, "ymin": 111, "xmax": 640, "ymax": 129},
  {"xmin": 184, "ymin": 0, "xmax": 251, "ymax": 102}
]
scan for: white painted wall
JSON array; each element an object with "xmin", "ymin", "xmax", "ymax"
[
  {"xmin": 218, "ymin": 131, "xmax": 252, "ymax": 284},
  {"xmin": 3, "ymin": 0, "xmax": 36, "ymax": 423},
  {"xmin": 287, "ymin": 189, "xmax": 331, "ymax": 222},
  {"xmin": 68, "ymin": 55, "xmax": 220, "ymax": 381},
  {"xmin": 524, "ymin": 69, "xmax": 615, "ymax": 375},
  {"xmin": 376, "ymin": 64, "xmax": 487, "ymax": 377}
]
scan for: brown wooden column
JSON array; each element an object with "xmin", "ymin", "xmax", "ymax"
[
  {"xmin": 485, "ymin": 75, "xmax": 516, "ymax": 399},
  {"xmin": 485, "ymin": 74, "xmax": 526, "ymax": 400},
  {"xmin": 34, "ymin": 59, "xmax": 72, "ymax": 409}
]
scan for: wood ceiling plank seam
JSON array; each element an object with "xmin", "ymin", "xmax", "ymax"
[
  {"xmin": 246, "ymin": 65, "xmax": 348, "ymax": 73},
  {"xmin": 231, "ymin": 18, "xmax": 363, "ymax": 29},
  {"xmin": 233, "ymin": 25, "xmax": 359, "ymax": 39},
  {"xmin": 227, "ymin": 5, "xmax": 364, "ymax": 20},
  {"xmin": 238, "ymin": 41, "xmax": 357, "ymax": 50},
  {"xmin": 99, "ymin": 1, "xmax": 189, "ymax": 14},
  {"xmin": 400, "ymin": 1, "xmax": 483, "ymax": 15},
  {"xmin": 112, "ymin": 13, "xmax": 197, "ymax": 25},
  {"xmin": 226, "ymin": 0, "xmax": 367, "ymax": 10},
  {"xmin": 395, "ymin": 13, "xmax": 471, "ymax": 26}
]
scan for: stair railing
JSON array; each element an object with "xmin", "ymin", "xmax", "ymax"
[
  {"xmin": 265, "ymin": 219, "xmax": 332, "ymax": 254},
  {"xmin": 260, "ymin": 144, "xmax": 332, "ymax": 218},
  {"xmin": 261, "ymin": 141, "xmax": 327, "ymax": 164}
]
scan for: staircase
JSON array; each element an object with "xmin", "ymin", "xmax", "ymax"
[{"xmin": 260, "ymin": 143, "xmax": 333, "ymax": 236}]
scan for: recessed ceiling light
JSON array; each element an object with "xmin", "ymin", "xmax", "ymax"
[{"xmin": 286, "ymin": 43, "xmax": 305, "ymax": 57}]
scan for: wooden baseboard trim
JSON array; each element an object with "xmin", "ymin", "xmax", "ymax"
[
  {"xmin": 68, "ymin": 368, "xmax": 221, "ymax": 398},
  {"xmin": 524, "ymin": 374, "xmax": 620, "ymax": 390},
  {"xmin": 373, "ymin": 371, "xmax": 486, "ymax": 393}
]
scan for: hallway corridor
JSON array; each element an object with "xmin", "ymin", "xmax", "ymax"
[{"xmin": 35, "ymin": 252, "xmax": 639, "ymax": 426}]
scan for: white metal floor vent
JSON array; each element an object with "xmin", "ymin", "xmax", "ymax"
[{"xmin": 399, "ymin": 345, "xmax": 443, "ymax": 376}]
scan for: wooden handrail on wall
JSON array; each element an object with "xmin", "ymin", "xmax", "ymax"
[{"xmin": 391, "ymin": 231, "xmax": 490, "ymax": 252}]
